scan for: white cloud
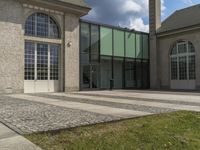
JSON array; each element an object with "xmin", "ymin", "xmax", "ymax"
[
  {"xmin": 128, "ymin": 18, "xmax": 149, "ymax": 32},
  {"xmin": 161, "ymin": 0, "xmax": 166, "ymax": 15},
  {"xmin": 83, "ymin": 0, "xmax": 166, "ymax": 32}
]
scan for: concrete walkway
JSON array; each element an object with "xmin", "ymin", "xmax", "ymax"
[
  {"xmin": 0, "ymin": 123, "xmax": 42, "ymax": 150},
  {"xmin": 2, "ymin": 90, "xmax": 200, "ymax": 134},
  {"xmin": 49, "ymin": 93, "xmax": 200, "ymax": 112}
]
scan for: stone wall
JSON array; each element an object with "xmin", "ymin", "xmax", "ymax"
[
  {"xmin": 0, "ymin": 0, "xmax": 24, "ymax": 93},
  {"xmin": 0, "ymin": 0, "xmax": 87, "ymax": 93},
  {"xmin": 64, "ymin": 13, "xmax": 80, "ymax": 92}
]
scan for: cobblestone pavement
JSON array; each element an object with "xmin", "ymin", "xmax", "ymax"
[{"xmin": 0, "ymin": 95, "xmax": 120, "ymax": 134}]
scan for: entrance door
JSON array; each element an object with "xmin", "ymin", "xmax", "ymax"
[
  {"xmin": 81, "ymin": 65, "xmax": 99, "ymax": 90},
  {"xmin": 24, "ymin": 42, "xmax": 59, "ymax": 93}
]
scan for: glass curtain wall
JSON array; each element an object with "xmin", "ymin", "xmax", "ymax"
[{"xmin": 80, "ymin": 20, "xmax": 149, "ymax": 90}]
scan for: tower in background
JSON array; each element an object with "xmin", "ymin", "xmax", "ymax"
[{"xmin": 149, "ymin": 0, "xmax": 161, "ymax": 88}]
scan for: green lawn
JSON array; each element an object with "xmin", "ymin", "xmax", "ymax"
[{"xmin": 25, "ymin": 111, "xmax": 200, "ymax": 150}]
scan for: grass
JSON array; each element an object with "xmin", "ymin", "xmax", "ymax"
[{"xmin": 25, "ymin": 111, "xmax": 200, "ymax": 150}]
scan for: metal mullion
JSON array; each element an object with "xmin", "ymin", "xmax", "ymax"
[
  {"xmin": 35, "ymin": 14, "xmax": 37, "ymax": 36},
  {"xmin": 48, "ymin": 16, "xmax": 50, "ymax": 38},
  {"xmin": 48, "ymin": 44, "xmax": 51, "ymax": 81},
  {"xmin": 186, "ymin": 42, "xmax": 189, "ymax": 80},
  {"xmin": 89, "ymin": 24, "xmax": 92, "ymax": 63},
  {"xmin": 112, "ymin": 29, "xmax": 114, "ymax": 80},
  {"xmin": 141, "ymin": 34, "xmax": 144, "ymax": 89},
  {"xmin": 123, "ymin": 31, "xmax": 126, "ymax": 89},
  {"xmin": 34, "ymin": 43, "xmax": 37, "ymax": 81},
  {"xmin": 134, "ymin": 34, "xmax": 137, "ymax": 88}
]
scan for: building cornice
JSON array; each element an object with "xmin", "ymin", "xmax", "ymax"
[
  {"xmin": 157, "ymin": 24, "xmax": 200, "ymax": 38},
  {"xmin": 19, "ymin": 0, "xmax": 91, "ymax": 16}
]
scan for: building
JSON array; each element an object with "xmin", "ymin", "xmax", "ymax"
[
  {"xmin": 0, "ymin": 0, "xmax": 149, "ymax": 93},
  {"xmin": 0, "ymin": 0, "xmax": 91, "ymax": 93},
  {"xmin": 150, "ymin": 0, "xmax": 200, "ymax": 90},
  {"xmin": 1, "ymin": 0, "xmax": 197, "ymax": 94}
]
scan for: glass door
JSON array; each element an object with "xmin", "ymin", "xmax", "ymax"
[
  {"xmin": 24, "ymin": 41, "xmax": 60, "ymax": 93},
  {"xmin": 81, "ymin": 65, "xmax": 99, "ymax": 90}
]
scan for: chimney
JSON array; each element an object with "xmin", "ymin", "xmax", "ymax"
[
  {"xmin": 149, "ymin": 0, "xmax": 161, "ymax": 89},
  {"xmin": 149, "ymin": 0, "xmax": 161, "ymax": 35}
]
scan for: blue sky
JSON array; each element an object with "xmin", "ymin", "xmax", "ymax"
[{"xmin": 82, "ymin": 0, "xmax": 200, "ymax": 32}]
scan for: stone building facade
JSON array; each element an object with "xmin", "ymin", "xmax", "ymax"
[
  {"xmin": 150, "ymin": 0, "xmax": 200, "ymax": 90},
  {"xmin": 0, "ymin": 0, "xmax": 90, "ymax": 93}
]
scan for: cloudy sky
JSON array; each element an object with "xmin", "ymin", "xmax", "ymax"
[{"xmin": 82, "ymin": 0, "xmax": 200, "ymax": 32}]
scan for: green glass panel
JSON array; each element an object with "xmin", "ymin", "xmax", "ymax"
[
  {"xmin": 125, "ymin": 32, "xmax": 135, "ymax": 58},
  {"xmin": 114, "ymin": 30, "xmax": 124, "ymax": 57},
  {"xmin": 136, "ymin": 34, "xmax": 142, "ymax": 59},
  {"xmin": 100, "ymin": 27, "xmax": 112, "ymax": 56},
  {"xmin": 143, "ymin": 34, "xmax": 149, "ymax": 59}
]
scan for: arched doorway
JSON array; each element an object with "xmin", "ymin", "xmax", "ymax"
[
  {"xmin": 24, "ymin": 13, "xmax": 61, "ymax": 93},
  {"xmin": 170, "ymin": 40, "xmax": 196, "ymax": 90}
]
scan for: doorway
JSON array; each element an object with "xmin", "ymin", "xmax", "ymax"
[
  {"xmin": 81, "ymin": 65, "xmax": 99, "ymax": 90},
  {"xmin": 24, "ymin": 42, "xmax": 60, "ymax": 93}
]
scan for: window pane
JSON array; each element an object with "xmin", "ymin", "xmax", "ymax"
[
  {"xmin": 125, "ymin": 32, "xmax": 135, "ymax": 58},
  {"xmin": 143, "ymin": 34, "xmax": 149, "ymax": 59},
  {"xmin": 178, "ymin": 42, "xmax": 187, "ymax": 54},
  {"xmin": 136, "ymin": 34, "xmax": 142, "ymax": 58},
  {"xmin": 81, "ymin": 23, "xmax": 90, "ymax": 64},
  {"xmin": 171, "ymin": 45, "xmax": 177, "ymax": 55},
  {"xmin": 171, "ymin": 57, "xmax": 178, "ymax": 80},
  {"xmin": 50, "ymin": 44, "xmax": 59, "ymax": 80},
  {"xmin": 37, "ymin": 13, "xmax": 48, "ymax": 37},
  {"xmin": 179, "ymin": 56, "xmax": 187, "ymax": 80},
  {"xmin": 100, "ymin": 56, "xmax": 112, "ymax": 88},
  {"xmin": 113, "ymin": 30, "xmax": 124, "ymax": 57},
  {"xmin": 49, "ymin": 18, "xmax": 59, "ymax": 38},
  {"xmin": 125, "ymin": 58, "xmax": 136, "ymax": 88},
  {"xmin": 136, "ymin": 59, "xmax": 142, "ymax": 88},
  {"xmin": 91, "ymin": 25, "xmax": 100, "ymax": 62},
  {"xmin": 82, "ymin": 65, "xmax": 90, "ymax": 89},
  {"xmin": 25, "ymin": 14, "xmax": 35, "ymax": 36},
  {"xmin": 100, "ymin": 27, "xmax": 113, "ymax": 56},
  {"xmin": 25, "ymin": 13, "xmax": 60, "ymax": 39},
  {"xmin": 25, "ymin": 42, "xmax": 35, "ymax": 80},
  {"xmin": 189, "ymin": 55, "xmax": 195, "ymax": 80},
  {"xmin": 113, "ymin": 57, "xmax": 124, "ymax": 89},
  {"xmin": 37, "ymin": 43, "xmax": 48, "ymax": 80},
  {"xmin": 188, "ymin": 42, "xmax": 195, "ymax": 53},
  {"xmin": 142, "ymin": 60, "xmax": 149, "ymax": 88},
  {"xmin": 91, "ymin": 65, "xmax": 100, "ymax": 88}
]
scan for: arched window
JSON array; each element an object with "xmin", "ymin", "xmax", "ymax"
[
  {"xmin": 25, "ymin": 13, "xmax": 60, "ymax": 39},
  {"xmin": 170, "ymin": 41, "xmax": 195, "ymax": 81}
]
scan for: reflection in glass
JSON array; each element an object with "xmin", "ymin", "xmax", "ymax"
[
  {"xmin": 100, "ymin": 56, "xmax": 112, "ymax": 89},
  {"xmin": 125, "ymin": 58, "xmax": 136, "ymax": 88},
  {"xmin": 113, "ymin": 57, "xmax": 124, "ymax": 89}
]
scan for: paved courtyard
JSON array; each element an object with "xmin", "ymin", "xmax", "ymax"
[{"xmin": 0, "ymin": 90, "xmax": 200, "ymax": 134}]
